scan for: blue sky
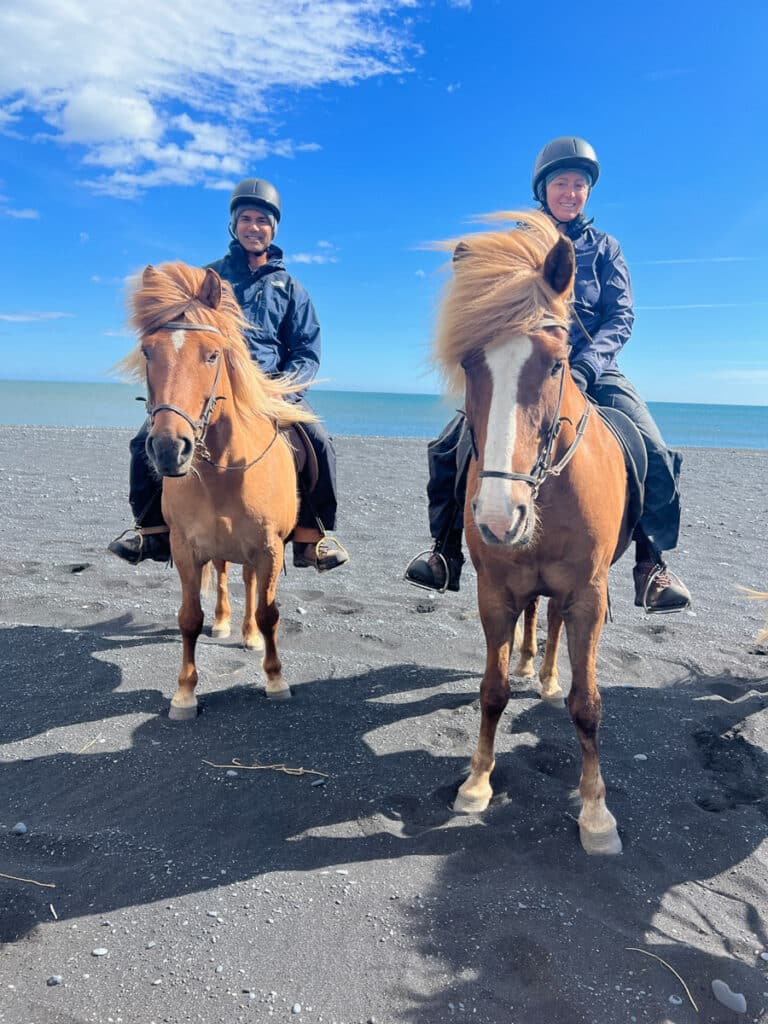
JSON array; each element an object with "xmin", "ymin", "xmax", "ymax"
[{"xmin": 1, "ymin": 0, "xmax": 766, "ymax": 405}]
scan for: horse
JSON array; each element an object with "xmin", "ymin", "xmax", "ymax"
[
  {"xmin": 118, "ymin": 262, "xmax": 314, "ymax": 718},
  {"xmin": 434, "ymin": 210, "xmax": 635, "ymax": 855}
]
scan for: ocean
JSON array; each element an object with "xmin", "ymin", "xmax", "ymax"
[{"xmin": 0, "ymin": 380, "xmax": 766, "ymax": 450}]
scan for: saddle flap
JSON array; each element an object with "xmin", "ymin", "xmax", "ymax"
[
  {"xmin": 596, "ymin": 405, "xmax": 648, "ymax": 536},
  {"xmin": 281, "ymin": 423, "xmax": 320, "ymax": 495}
]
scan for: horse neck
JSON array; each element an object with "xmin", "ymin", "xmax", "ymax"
[{"xmin": 202, "ymin": 365, "xmax": 270, "ymax": 466}]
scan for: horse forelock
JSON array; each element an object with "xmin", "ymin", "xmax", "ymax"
[{"xmin": 432, "ymin": 210, "xmax": 571, "ymax": 394}]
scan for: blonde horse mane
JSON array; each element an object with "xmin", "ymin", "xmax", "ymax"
[
  {"xmin": 432, "ymin": 210, "xmax": 573, "ymax": 395},
  {"xmin": 116, "ymin": 261, "xmax": 312, "ymax": 429}
]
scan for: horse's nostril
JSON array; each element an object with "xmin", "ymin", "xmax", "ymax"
[{"xmin": 180, "ymin": 436, "xmax": 194, "ymax": 461}]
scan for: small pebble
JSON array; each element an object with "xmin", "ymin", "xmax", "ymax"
[
  {"xmin": 47, "ymin": 975, "xmax": 63, "ymax": 987},
  {"xmin": 151, "ymin": 979, "xmax": 162, "ymax": 986},
  {"xmin": 145, "ymin": 941, "xmax": 156, "ymax": 949},
  {"xmin": 311, "ymin": 778, "xmax": 326, "ymax": 787},
  {"xmin": 760, "ymin": 952, "xmax": 768, "ymax": 962},
  {"xmin": 711, "ymin": 979, "xmax": 747, "ymax": 1014},
  {"xmin": 668, "ymin": 994, "xmax": 683, "ymax": 1005},
  {"xmin": 91, "ymin": 948, "xmax": 108, "ymax": 957},
  {"xmin": 226, "ymin": 770, "xmax": 238, "ymax": 777},
  {"xmin": 633, "ymin": 754, "xmax": 648, "ymax": 762},
  {"xmin": 291, "ymin": 1004, "xmax": 302, "ymax": 1015},
  {"xmin": 12, "ymin": 822, "xmax": 28, "ymax": 835}
]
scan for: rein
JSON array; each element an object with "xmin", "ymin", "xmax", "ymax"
[
  {"xmin": 467, "ymin": 317, "xmax": 591, "ymax": 499},
  {"xmin": 143, "ymin": 320, "xmax": 279, "ymax": 473}
]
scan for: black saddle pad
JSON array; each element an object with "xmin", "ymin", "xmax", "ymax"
[
  {"xmin": 281, "ymin": 423, "xmax": 320, "ymax": 494},
  {"xmin": 596, "ymin": 406, "xmax": 647, "ymax": 536}
]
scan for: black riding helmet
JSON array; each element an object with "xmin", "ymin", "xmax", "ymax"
[
  {"xmin": 229, "ymin": 178, "xmax": 282, "ymax": 237},
  {"xmin": 532, "ymin": 137, "xmax": 600, "ymax": 203}
]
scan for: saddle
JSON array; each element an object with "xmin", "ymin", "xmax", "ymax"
[
  {"xmin": 281, "ymin": 423, "xmax": 319, "ymax": 495},
  {"xmin": 596, "ymin": 406, "xmax": 647, "ymax": 544}
]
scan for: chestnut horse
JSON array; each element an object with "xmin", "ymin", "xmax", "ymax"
[
  {"xmin": 435, "ymin": 211, "xmax": 634, "ymax": 855},
  {"xmin": 119, "ymin": 262, "xmax": 313, "ymax": 717}
]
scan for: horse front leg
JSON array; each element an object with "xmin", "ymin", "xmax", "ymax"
[
  {"xmin": 512, "ymin": 597, "xmax": 539, "ymax": 678},
  {"xmin": 241, "ymin": 566, "xmax": 264, "ymax": 651},
  {"xmin": 454, "ymin": 585, "xmax": 515, "ymax": 814},
  {"xmin": 255, "ymin": 544, "xmax": 289, "ymax": 700},
  {"xmin": 169, "ymin": 555, "xmax": 204, "ymax": 721},
  {"xmin": 564, "ymin": 585, "xmax": 621, "ymax": 855},
  {"xmin": 539, "ymin": 599, "xmax": 565, "ymax": 705},
  {"xmin": 211, "ymin": 559, "xmax": 232, "ymax": 638}
]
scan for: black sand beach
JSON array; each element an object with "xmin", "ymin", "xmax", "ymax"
[{"xmin": 1, "ymin": 426, "xmax": 767, "ymax": 1024}]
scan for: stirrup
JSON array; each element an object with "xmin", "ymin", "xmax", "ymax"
[
  {"xmin": 637, "ymin": 563, "xmax": 690, "ymax": 615},
  {"xmin": 403, "ymin": 549, "xmax": 450, "ymax": 594}
]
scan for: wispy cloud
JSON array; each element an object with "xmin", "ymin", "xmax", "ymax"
[
  {"xmin": 635, "ymin": 256, "xmax": 754, "ymax": 265},
  {"xmin": 289, "ymin": 253, "xmax": 339, "ymax": 265},
  {"xmin": 708, "ymin": 369, "xmax": 768, "ymax": 382},
  {"xmin": 1, "ymin": 207, "xmax": 40, "ymax": 219},
  {"xmin": 0, "ymin": 311, "xmax": 73, "ymax": 322},
  {"xmin": 0, "ymin": 2, "xmax": 418, "ymax": 198},
  {"xmin": 637, "ymin": 301, "xmax": 768, "ymax": 310}
]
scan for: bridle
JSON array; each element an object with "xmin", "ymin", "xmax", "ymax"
[
  {"xmin": 465, "ymin": 317, "xmax": 592, "ymax": 499},
  {"xmin": 142, "ymin": 320, "xmax": 279, "ymax": 472}
]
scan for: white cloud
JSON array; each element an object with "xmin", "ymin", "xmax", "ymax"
[
  {"xmin": 1, "ymin": 207, "xmax": 40, "ymax": 219},
  {"xmin": 0, "ymin": 1, "xmax": 417, "ymax": 196},
  {"xmin": 0, "ymin": 312, "xmax": 73, "ymax": 322},
  {"xmin": 289, "ymin": 253, "xmax": 339, "ymax": 265}
]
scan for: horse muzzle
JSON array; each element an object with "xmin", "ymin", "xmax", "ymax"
[
  {"xmin": 472, "ymin": 487, "xmax": 535, "ymax": 548},
  {"xmin": 146, "ymin": 429, "xmax": 195, "ymax": 478}
]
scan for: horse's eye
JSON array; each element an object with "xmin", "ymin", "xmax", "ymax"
[
  {"xmin": 141, "ymin": 347, "xmax": 150, "ymax": 361},
  {"xmin": 206, "ymin": 350, "xmax": 220, "ymax": 365},
  {"xmin": 551, "ymin": 360, "xmax": 564, "ymax": 377}
]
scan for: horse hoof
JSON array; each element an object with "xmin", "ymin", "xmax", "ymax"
[
  {"xmin": 168, "ymin": 702, "xmax": 198, "ymax": 721},
  {"xmin": 541, "ymin": 693, "xmax": 566, "ymax": 709},
  {"xmin": 211, "ymin": 624, "xmax": 231, "ymax": 639},
  {"xmin": 453, "ymin": 789, "xmax": 491, "ymax": 815},
  {"xmin": 266, "ymin": 686, "xmax": 291, "ymax": 701},
  {"xmin": 242, "ymin": 635, "xmax": 265, "ymax": 651},
  {"xmin": 579, "ymin": 825, "xmax": 622, "ymax": 856}
]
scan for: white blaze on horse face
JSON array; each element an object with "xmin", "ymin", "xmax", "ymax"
[
  {"xmin": 474, "ymin": 336, "xmax": 532, "ymax": 538},
  {"xmin": 171, "ymin": 329, "xmax": 186, "ymax": 353}
]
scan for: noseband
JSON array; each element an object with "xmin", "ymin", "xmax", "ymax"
[{"xmin": 466, "ymin": 318, "xmax": 591, "ymax": 499}]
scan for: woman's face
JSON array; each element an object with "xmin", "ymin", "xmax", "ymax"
[{"xmin": 545, "ymin": 172, "xmax": 590, "ymax": 222}]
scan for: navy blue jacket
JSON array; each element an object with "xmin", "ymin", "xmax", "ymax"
[
  {"xmin": 206, "ymin": 242, "xmax": 321, "ymax": 398},
  {"xmin": 563, "ymin": 215, "xmax": 635, "ymax": 385}
]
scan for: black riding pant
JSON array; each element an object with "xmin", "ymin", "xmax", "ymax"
[
  {"xmin": 126, "ymin": 397, "xmax": 339, "ymax": 533},
  {"xmin": 425, "ymin": 369, "xmax": 682, "ymax": 558}
]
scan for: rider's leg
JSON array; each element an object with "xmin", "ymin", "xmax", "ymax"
[
  {"xmin": 405, "ymin": 413, "xmax": 469, "ymax": 592},
  {"xmin": 290, "ymin": 405, "xmax": 348, "ymax": 573},
  {"xmin": 590, "ymin": 369, "xmax": 690, "ymax": 612},
  {"xmin": 108, "ymin": 422, "xmax": 171, "ymax": 565}
]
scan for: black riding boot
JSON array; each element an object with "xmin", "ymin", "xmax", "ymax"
[
  {"xmin": 108, "ymin": 425, "xmax": 171, "ymax": 565},
  {"xmin": 404, "ymin": 528, "xmax": 465, "ymax": 593}
]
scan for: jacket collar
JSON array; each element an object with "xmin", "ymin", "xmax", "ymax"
[{"xmin": 227, "ymin": 240, "xmax": 286, "ymax": 275}]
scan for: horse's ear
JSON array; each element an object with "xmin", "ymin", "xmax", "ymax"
[
  {"xmin": 543, "ymin": 237, "xmax": 575, "ymax": 296},
  {"xmin": 199, "ymin": 268, "xmax": 222, "ymax": 310},
  {"xmin": 142, "ymin": 265, "xmax": 157, "ymax": 285}
]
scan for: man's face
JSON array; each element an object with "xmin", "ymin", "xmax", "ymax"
[
  {"xmin": 545, "ymin": 172, "xmax": 589, "ymax": 222},
  {"xmin": 235, "ymin": 206, "xmax": 274, "ymax": 256}
]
